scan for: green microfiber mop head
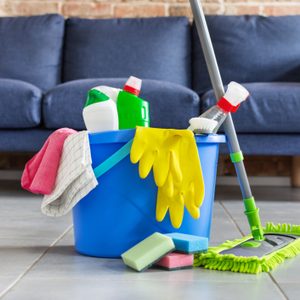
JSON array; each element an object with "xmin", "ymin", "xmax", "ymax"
[{"xmin": 194, "ymin": 223, "xmax": 300, "ymax": 274}]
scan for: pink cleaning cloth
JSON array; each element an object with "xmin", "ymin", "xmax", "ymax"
[
  {"xmin": 155, "ymin": 252, "xmax": 194, "ymax": 270},
  {"xmin": 21, "ymin": 128, "xmax": 77, "ymax": 195}
]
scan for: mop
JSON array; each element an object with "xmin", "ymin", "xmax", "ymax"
[{"xmin": 190, "ymin": 0, "xmax": 300, "ymax": 274}]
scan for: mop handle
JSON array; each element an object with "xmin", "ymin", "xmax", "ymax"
[{"xmin": 189, "ymin": 0, "xmax": 264, "ymax": 240}]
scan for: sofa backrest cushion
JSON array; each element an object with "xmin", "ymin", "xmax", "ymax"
[
  {"xmin": 0, "ymin": 14, "xmax": 64, "ymax": 91},
  {"xmin": 43, "ymin": 79, "xmax": 199, "ymax": 130},
  {"xmin": 63, "ymin": 17, "xmax": 192, "ymax": 87},
  {"xmin": 193, "ymin": 15, "xmax": 300, "ymax": 95}
]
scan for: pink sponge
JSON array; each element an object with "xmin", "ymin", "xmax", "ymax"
[{"xmin": 155, "ymin": 252, "xmax": 194, "ymax": 270}]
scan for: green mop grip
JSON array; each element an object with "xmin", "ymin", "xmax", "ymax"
[
  {"xmin": 244, "ymin": 197, "xmax": 264, "ymax": 241},
  {"xmin": 230, "ymin": 151, "xmax": 264, "ymax": 241}
]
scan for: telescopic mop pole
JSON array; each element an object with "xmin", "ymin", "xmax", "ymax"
[{"xmin": 189, "ymin": 0, "xmax": 264, "ymax": 241}]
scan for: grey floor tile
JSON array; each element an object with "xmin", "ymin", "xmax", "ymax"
[
  {"xmin": 0, "ymin": 193, "xmax": 72, "ymax": 283},
  {"xmin": 1, "ymin": 182, "xmax": 298, "ymax": 299},
  {"xmin": 220, "ymin": 201, "xmax": 300, "ymax": 235},
  {"xmin": 0, "ymin": 194, "xmax": 72, "ymax": 240},
  {"xmin": 278, "ymin": 283, "xmax": 300, "ymax": 300},
  {"xmin": 0, "ymin": 239, "xmax": 47, "ymax": 277},
  {"xmin": 271, "ymin": 254, "xmax": 300, "ymax": 284},
  {"xmin": 209, "ymin": 202, "xmax": 242, "ymax": 245},
  {"xmin": 16, "ymin": 231, "xmax": 271, "ymax": 283},
  {"xmin": 2, "ymin": 277, "xmax": 285, "ymax": 300},
  {"xmin": 0, "ymin": 277, "xmax": 15, "ymax": 295}
]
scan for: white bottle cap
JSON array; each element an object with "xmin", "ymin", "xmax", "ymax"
[
  {"xmin": 124, "ymin": 76, "xmax": 142, "ymax": 96},
  {"xmin": 224, "ymin": 82, "xmax": 249, "ymax": 106}
]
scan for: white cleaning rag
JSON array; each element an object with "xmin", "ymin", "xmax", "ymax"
[{"xmin": 41, "ymin": 131, "xmax": 98, "ymax": 217}]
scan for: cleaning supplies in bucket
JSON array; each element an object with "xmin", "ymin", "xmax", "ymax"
[
  {"xmin": 83, "ymin": 76, "xmax": 150, "ymax": 132},
  {"xmin": 188, "ymin": 82, "xmax": 249, "ymax": 134},
  {"xmin": 117, "ymin": 76, "xmax": 150, "ymax": 129},
  {"xmin": 72, "ymin": 130, "xmax": 225, "ymax": 258},
  {"xmin": 130, "ymin": 127, "xmax": 205, "ymax": 228},
  {"xmin": 82, "ymin": 88, "xmax": 119, "ymax": 133}
]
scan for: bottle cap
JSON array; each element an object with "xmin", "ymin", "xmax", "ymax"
[
  {"xmin": 224, "ymin": 82, "xmax": 249, "ymax": 106},
  {"xmin": 123, "ymin": 76, "xmax": 142, "ymax": 96},
  {"xmin": 84, "ymin": 88, "xmax": 110, "ymax": 108},
  {"xmin": 217, "ymin": 82, "xmax": 249, "ymax": 113}
]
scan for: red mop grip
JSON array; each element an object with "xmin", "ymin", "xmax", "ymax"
[{"xmin": 217, "ymin": 97, "xmax": 240, "ymax": 113}]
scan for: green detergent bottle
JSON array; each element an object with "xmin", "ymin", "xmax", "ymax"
[{"xmin": 117, "ymin": 76, "xmax": 150, "ymax": 129}]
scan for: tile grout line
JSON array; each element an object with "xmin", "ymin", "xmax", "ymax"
[
  {"xmin": 219, "ymin": 201, "xmax": 245, "ymax": 236},
  {"xmin": 219, "ymin": 201, "xmax": 288, "ymax": 300},
  {"xmin": 268, "ymin": 273, "xmax": 289, "ymax": 300},
  {"xmin": 0, "ymin": 224, "xmax": 73, "ymax": 299}
]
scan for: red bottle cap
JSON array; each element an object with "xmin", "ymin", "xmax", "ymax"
[
  {"xmin": 217, "ymin": 97, "xmax": 240, "ymax": 113},
  {"xmin": 123, "ymin": 76, "xmax": 142, "ymax": 96}
]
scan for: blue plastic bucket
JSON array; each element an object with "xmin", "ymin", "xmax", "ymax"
[{"xmin": 72, "ymin": 129, "xmax": 225, "ymax": 258}]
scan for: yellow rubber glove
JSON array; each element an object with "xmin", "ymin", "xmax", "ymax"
[
  {"xmin": 130, "ymin": 127, "xmax": 183, "ymax": 187},
  {"xmin": 156, "ymin": 131, "xmax": 205, "ymax": 228},
  {"xmin": 130, "ymin": 127, "xmax": 205, "ymax": 228}
]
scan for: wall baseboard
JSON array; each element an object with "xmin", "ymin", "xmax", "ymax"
[
  {"xmin": 217, "ymin": 176, "xmax": 290, "ymax": 187},
  {"xmin": 0, "ymin": 170, "xmax": 22, "ymax": 180}
]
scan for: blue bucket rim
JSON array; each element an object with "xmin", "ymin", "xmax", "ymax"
[{"xmin": 89, "ymin": 129, "xmax": 226, "ymax": 144}]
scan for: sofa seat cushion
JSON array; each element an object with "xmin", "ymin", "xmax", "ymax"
[
  {"xmin": 0, "ymin": 79, "xmax": 42, "ymax": 128},
  {"xmin": 43, "ymin": 78, "xmax": 200, "ymax": 130},
  {"xmin": 63, "ymin": 17, "xmax": 191, "ymax": 87},
  {"xmin": 202, "ymin": 82, "xmax": 300, "ymax": 133},
  {"xmin": 192, "ymin": 15, "xmax": 300, "ymax": 95},
  {"xmin": 0, "ymin": 14, "xmax": 64, "ymax": 91},
  {"xmin": 219, "ymin": 134, "xmax": 300, "ymax": 156},
  {"xmin": 0, "ymin": 129, "xmax": 53, "ymax": 152}
]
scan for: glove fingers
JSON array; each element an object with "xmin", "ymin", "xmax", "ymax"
[
  {"xmin": 186, "ymin": 202, "xmax": 200, "ymax": 219},
  {"xmin": 163, "ymin": 172, "xmax": 175, "ymax": 198},
  {"xmin": 169, "ymin": 194, "xmax": 184, "ymax": 228},
  {"xmin": 153, "ymin": 151, "xmax": 170, "ymax": 187},
  {"xmin": 152, "ymin": 134, "xmax": 180, "ymax": 187},
  {"xmin": 130, "ymin": 139, "xmax": 146, "ymax": 164},
  {"xmin": 193, "ymin": 171, "xmax": 205, "ymax": 207},
  {"xmin": 167, "ymin": 135, "xmax": 183, "ymax": 184},
  {"xmin": 170, "ymin": 150, "xmax": 183, "ymax": 184},
  {"xmin": 185, "ymin": 184, "xmax": 200, "ymax": 219},
  {"xmin": 138, "ymin": 149, "xmax": 157, "ymax": 179},
  {"xmin": 185, "ymin": 139, "xmax": 205, "ymax": 207},
  {"xmin": 156, "ymin": 188, "xmax": 169, "ymax": 222}
]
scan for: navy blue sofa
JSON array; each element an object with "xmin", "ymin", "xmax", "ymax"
[{"xmin": 1, "ymin": 14, "xmax": 300, "ymax": 164}]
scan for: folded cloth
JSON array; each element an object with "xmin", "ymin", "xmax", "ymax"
[
  {"xmin": 21, "ymin": 128, "xmax": 77, "ymax": 195},
  {"xmin": 41, "ymin": 131, "xmax": 98, "ymax": 217}
]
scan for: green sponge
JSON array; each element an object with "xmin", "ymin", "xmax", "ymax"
[{"xmin": 121, "ymin": 233, "xmax": 175, "ymax": 272}]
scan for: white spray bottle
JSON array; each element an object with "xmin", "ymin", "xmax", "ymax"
[
  {"xmin": 82, "ymin": 87, "xmax": 119, "ymax": 133},
  {"xmin": 189, "ymin": 81, "xmax": 249, "ymax": 134}
]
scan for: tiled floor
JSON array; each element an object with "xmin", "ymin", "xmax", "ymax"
[{"xmin": 0, "ymin": 182, "xmax": 299, "ymax": 300}]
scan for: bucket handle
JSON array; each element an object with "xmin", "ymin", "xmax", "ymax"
[{"xmin": 93, "ymin": 139, "xmax": 134, "ymax": 179}]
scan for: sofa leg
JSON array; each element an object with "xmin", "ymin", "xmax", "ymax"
[{"xmin": 291, "ymin": 156, "xmax": 300, "ymax": 188}]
